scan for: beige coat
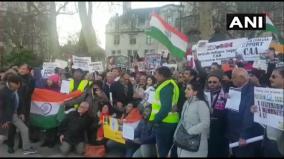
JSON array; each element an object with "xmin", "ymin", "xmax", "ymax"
[{"xmin": 174, "ymin": 96, "xmax": 210, "ymax": 157}]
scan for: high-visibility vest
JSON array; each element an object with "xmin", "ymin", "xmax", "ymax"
[
  {"xmin": 69, "ymin": 79, "xmax": 89, "ymax": 109},
  {"xmin": 69, "ymin": 79, "xmax": 89, "ymax": 93},
  {"xmin": 149, "ymin": 79, "xmax": 180, "ymax": 123}
]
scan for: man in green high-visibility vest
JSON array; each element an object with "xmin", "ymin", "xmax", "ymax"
[{"xmin": 149, "ymin": 66, "xmax": 180, "ymax": 157}]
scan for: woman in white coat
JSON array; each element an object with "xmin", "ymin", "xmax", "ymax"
[{"xmin": 174, "ymin": 81, "xmax": 210, "ymax": 157}]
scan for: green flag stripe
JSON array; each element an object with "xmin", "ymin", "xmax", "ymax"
[
  {"xmin": 266, "ymin": 24, "xmax": 284, "ymax": 44},
  {"xmin": 145, "ymin": 27, "xmax": 185, "ymax": 59}
]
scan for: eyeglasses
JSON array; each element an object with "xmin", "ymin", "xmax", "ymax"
[{"xmin": 208, "ymin": 81, "xmax": 218, "ymax": 84}]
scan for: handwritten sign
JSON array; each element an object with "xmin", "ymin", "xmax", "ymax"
[
  {"xmin": 72, "ymin": 55, "xmax": 91, "ymax": 71},
  {"xmin": 42, "ymin": 62, "xmax": 57, "ymax": 78},
  {"xmin": 55, "ymin": 59, "xmax": 68, "ymax": 69},
  {"xmin": 197, "ymin": 38, "xmax": 247, "ymax": 67},
  {"xmin": 89, "ymin": 61, "xmax": 104, "ymax": 73},
  {"xmin": 254, "ymin": 87, "xmax": 284, "ymax": 131},
  {"xmin": 237, "ymin": 37, "xmax": 272, "ymax": 61}
]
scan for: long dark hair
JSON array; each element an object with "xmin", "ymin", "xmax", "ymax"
[{"xmin": 188, "ymin": 81, "xmax": 209, "ymax": 107}]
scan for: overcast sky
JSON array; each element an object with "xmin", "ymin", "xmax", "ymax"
[{"xmin": 57, "ymin": 2, "xmax": 179, "ymax": 49}]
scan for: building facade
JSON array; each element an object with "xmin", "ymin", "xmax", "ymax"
[{"xmin": 106, "ymin": 2, "xmax": 284, "ymax": 59}]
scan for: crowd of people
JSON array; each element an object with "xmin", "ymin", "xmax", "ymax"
[{"xmin": 0, "ymin": 47, "xmax": 283, "ymax": 157}]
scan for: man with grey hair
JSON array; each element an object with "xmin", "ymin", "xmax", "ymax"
[
  {"xmin": 58, "ymin": 101, "xmax": 92, "ymax": 156},
  {"xmin": 103, "ymin": 71, "xmax": 115, "ymax": 99},
  {"xmin": 226, "ymin": 68, "xmax": 264, "ymax": 157}
]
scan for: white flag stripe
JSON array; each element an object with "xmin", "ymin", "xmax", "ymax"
[
  {"xmin": 266, "ymin": 16, "xmax": 273, "ymax": 25},
  {"xmin": 30, "ymin": 101, "xmax": 61, "ymax": 116},
  {"xmin": 150, "ymin": 16, "xmax": 188, "ymax": 52}
]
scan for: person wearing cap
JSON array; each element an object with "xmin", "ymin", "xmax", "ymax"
[
  {"xmin": 206, "ymin": 70, "xmax": 229, "ymax": 157},
  {"xmin": 46, "ymin": 74, "xmax": 60, "ymax": 92}
]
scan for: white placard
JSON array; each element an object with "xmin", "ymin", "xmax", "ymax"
[
  {"xmin": 110, "ymin": 117, "xmax": 119, "ymax": 131},
  {"xmin": 225, "ymin": 87, "xmax": 242, "ymax": 112},
  {"xmin": 72, "ymin": 55, "xmax": 91, "ymax": 71},
  {"xmin": 144, "ymin": 87, "xmax": 155, "ymax": 104},
  {"xmin": 162, "ymin": 63, "xmax": 178, "ymax": 70},
  {"xmin": 55, "ymin": 59, "xmax": 68, "ymax": 69},
  {"xmin": 229, "ymin": 135, "xmax": 264, "ymax": 148},
  {"xmin": 89, "ymin": 61, "xmax": 104, "ymax": 73},
  {"xmin": 60, "ymin": 80, "xmax": 71, "ymax": 94},
  {"xmin": 197, "ymin": 38, "xmax": 247, "ymax": 67},
  {"xmin": 237, "ymin": 37, "xmax": 272, "ymax": 61},
  {"xmin": 254, "ymin": 87, "xmax": 284, "ymax": 131},
  {"xmin": 253, "ymin": 59, "xmax": 268, "ymax": 71},
  {"xmin": 42, "ymin": 62, "xmax": 57, "ymax": 78},
  {"xmin": 122, "ymin": 121, "xmax": 140, "ymax": 140}
]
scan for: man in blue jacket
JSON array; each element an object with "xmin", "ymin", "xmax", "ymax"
[{"xmin": 226, "ymin": 68, "xmax": 264, "ymax": 157}]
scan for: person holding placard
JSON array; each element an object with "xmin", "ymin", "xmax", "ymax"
[
  {"xmin": 206, "ymin": 71, "xmax": 229, "ymax": 157},
  {"xmin": 251, "ymin": 67, "xmax": 284, "ymax": 157},
  {"xmin": 226, "ymin": 68, "xmax": 264, "ymax": 157}
]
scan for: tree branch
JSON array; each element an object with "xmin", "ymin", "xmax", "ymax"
[
  {"xmin": 56, "ymin": 2, "xmax": 69, "ymax": 15},
  {"xmin": 56, "ymin": 12, "xmax": 76, "ymax": 15}
]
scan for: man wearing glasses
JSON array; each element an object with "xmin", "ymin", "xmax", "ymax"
[{"xmin": 206, "ymin": 70, "xmax": 229, "ymax": 157}]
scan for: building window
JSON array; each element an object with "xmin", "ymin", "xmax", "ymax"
[
  {"xmin": 144, "ymin": 49, "xmax": 148, "ymax": 55},
  {"xmin": 129, "ymin": 35, "xmax": 136, "ymax": 45},
  {"xmin": 133, "ymin": 50, "xmax": 139, "ymax": 59},
  {"xmin": 117, "ymin": 50, "xmax": 121, "ymax": 55},
  {"xmin": 150, "ymin": 49, "xmax": 155, "ymax": 54},
  {"xmin": 112, "ymin": 50, "xmax": 116, "ymax": 55},
  {"xmin": 114, "ymin": 35, "xmax": 120, "ymax": 45},
  {"xmin": 146, "ymin": 35, "xmax": 152, "ymax": 45},
  {"xmin": 128, "ymin": 50, "xmax": 132, "ymax": 56}
]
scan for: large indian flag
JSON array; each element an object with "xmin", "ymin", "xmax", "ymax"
[
  {"xmin": 146, "ymin": 13, "xmax": 189, "ymax": 59},
  {"xmin": 266, "ymin": 15, "xmax": 284, "ymax": 45},
  {"xmin": 30, "ymin": 88, "xmax": 82, "ymax": 129}
]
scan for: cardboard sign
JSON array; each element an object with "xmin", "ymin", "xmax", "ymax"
[
  {"xmin": 55, "ymin": 59, "xmax": 68, "ymax": 69},
  {"xmin": 162, "ymin": 63, "xmax": 178, "ymax": 70},
  {"xmin": 72, "ymin": 55, "xmax": 91, "ymax": 71},
  {"xmin": 254, "ymin": 87, "xmax": 284, "ymax": 130},
  {"xmin": 237, "ymin": 37, "xmax": 272, "ymax": 61},
  {"xmin": 122, "ymin": 121, "xmax": 140, "ymax": 140},
  {"xmin": 197, "ymin": 38, "xmax": 247, "ymax": 67},
  {"xmin": 103, "ymin": 117, "xmax": 125, "ymax": 144},
  {"xmin": 145, "ymin": 54, "xmax": 161, "ymax": 70},
  {"xmin": 42, "ymin": 62, "xmax": 57, "ymax": 78},
  {"xmin": 89, "ymin": 61, "xmax": 104, "ymax": 73},
  {"xmin": 225, "ymin": 87, "xmax": 242, "ymax": 112},
  {"xmin": 60, "ymin": 80, "xmax": 70, "ymax": 94}
]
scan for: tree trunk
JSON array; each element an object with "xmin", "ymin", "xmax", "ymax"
[
  {"xmin": 78, "ymin": 2, "xmax": 97, "ymax": 54},
  {"xmin": 48, "ymin": 2, "xmax": 60, "ymax": 60}
]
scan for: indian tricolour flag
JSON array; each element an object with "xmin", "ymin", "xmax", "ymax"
[
  {"xmin": 266, "ymin": 15, "xmax": 284, "ymax": 45},
  {"xmin": 146, "ymin": 13, "xmax": 189, "ymax": 59},
  {"xmin": 30, "ymin": 88, "xmax": 82, "ymax": 129}
]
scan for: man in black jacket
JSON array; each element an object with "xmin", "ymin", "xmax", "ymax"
[
  {"xmin": 59, "ymin": 101, "xmax": 93, "ymax": 156},
  {"xmin": 0, "ymin": 74, "xmax": 37, "ymax": 154}
]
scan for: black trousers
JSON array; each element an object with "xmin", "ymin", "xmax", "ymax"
[{"xmin": 7, "ymin": 123, "xmax": 22, "ymax": 148}]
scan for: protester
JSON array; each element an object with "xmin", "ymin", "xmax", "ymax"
[
  {"xmin": 45, "ymin": 74, "xmax": 60, "ymax": 92},
  {"xmin": 102, "ymin": 72, "xmax": 115, "ymax": 99},
  {"xmin": 111, "ymin": 72, "xmax": 134, "ymax": 118},
  {"xmin": 149, "ymin": 66, "xmax": 180, "ymax": 157},
  {"xmin": 251, "ymin": 66, "xmax": 284, "ymax": 157},
  {"xmin": 132, "ymin": 105, "xmax": 157, "ymax": 157},
  {"xmin": 206, "ymin": 71, "xmax": 229, "ymax": 157},
  {"xmin": 58, "ymin": 102, "xmax": 92, "ymax": 156},
  {"xmin": 0, "ymin": 74, "xmax": 37, "ymax": 154},
  {"xmin": 226, "ymin": 68, "xmax": 264, "ymax": 157},
  {"xmin": 174, "ymin": 81, "xmax": 210, "ymax": 157}
]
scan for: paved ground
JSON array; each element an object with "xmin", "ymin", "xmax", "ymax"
[{"xmin": 0, "ymin": 133, "xmax": 124, "ymax": 157}]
